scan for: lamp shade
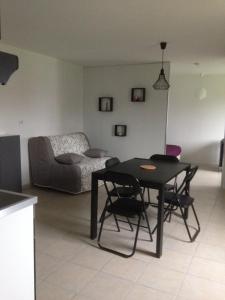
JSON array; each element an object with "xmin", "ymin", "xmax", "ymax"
[
  {"xmin": 0, "ymin": 51, "xmax": 19, "ymax": 85},
  {"xmin": 153, "ymin": 68, "xmax": 170, "ymax": 90}
]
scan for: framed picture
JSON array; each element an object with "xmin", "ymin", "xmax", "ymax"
[
  {"xmin": 114, "ymin": 125, "xmax": 127, "ymax": 137},
  {"xmin": 98, "ymin": 97, "xmax": 113, "ymax": 112},
  {"xmin": 131, "ymin": 88, "xmax": 145, "ymax": 102}
]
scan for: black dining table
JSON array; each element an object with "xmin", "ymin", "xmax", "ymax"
[{"xmin": 90, "ymin": 157, "xmax": 191, "ymax": 258}]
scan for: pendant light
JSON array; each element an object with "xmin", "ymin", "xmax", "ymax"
[{"xmin": 153, "ymin": 42, "xmax": 170, "ymax": 90}]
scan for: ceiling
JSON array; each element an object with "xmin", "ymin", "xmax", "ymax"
[{"xmin": 2, "ymin": 0, "xmax": 225, "ymax": 73}]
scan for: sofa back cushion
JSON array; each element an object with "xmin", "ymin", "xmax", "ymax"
[{"xmin": 48, "ymin": 132, "xmax": 90, "ymax": 157}]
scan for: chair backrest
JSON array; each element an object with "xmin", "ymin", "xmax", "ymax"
[
  {"xmin": 166, "ymin": 144, "xmax": 182, "ymax": 156},
  {"xmin": 177, "ymin": 166, "xmax": 198, "ymax": 195},
  {"xmin": 104, "ymin": 171, "xmax": 141, "ymax": 198},
  {"xmin": 150, "ymin": 154, "xmax": 179, "ymax": 163},
  {"xmin": 105, "ymin": 157, "xmax": 120, "ymax": 168}
]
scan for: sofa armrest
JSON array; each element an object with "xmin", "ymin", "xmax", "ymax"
[
  {"xmin": 28, "ymin": 136, "xmax": 55, "ymax": 186},
  {"xmin": 50, "ymin": 162, "xmax": 81, "ymax": 194}
]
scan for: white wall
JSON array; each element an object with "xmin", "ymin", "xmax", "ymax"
[
  {"xmin": 0, "ymin": 43, "xmax": 83, "ymax": 185},
  {"xmin": 83, "ymin": 64, "xmax": 169, "ymax": 161},
  {"xmin": 167, "ymin": 73, "xmax": 225, "ymax": 167}
]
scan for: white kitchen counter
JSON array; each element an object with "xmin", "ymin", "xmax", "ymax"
[{"xmin": 0, "ymin": 190, "xmax": 37, "ymax": 300}]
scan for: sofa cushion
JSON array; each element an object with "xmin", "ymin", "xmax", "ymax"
[
  {"xmin": 84, "ymin": 148, "xmax": 107, "ymax": 158},
  {"xmin": 48, "ymin": 133, "xmax": 90, "ymax": 157},
  {"xmin": 77, "ymin": 157, "xmax": 109, "ymax": 192},
  {"xmin": 55, "ymin": 153, "xmax": 84, "ymax": 165}
]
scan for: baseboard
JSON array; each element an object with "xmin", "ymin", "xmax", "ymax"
[
  {"xmin": 22, "ymin": 183, "xmax": 32, "ymax": 191},
  {"xmin": 197, "ymin": 163, "xmax": 221, "ymax": 172}
]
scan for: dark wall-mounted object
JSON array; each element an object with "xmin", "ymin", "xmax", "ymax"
[
  {"xmin": 0, "ymin": 135, "xmax": 22, "ymax": 192},
  {"xmin": 99, "ymin": 97, "xmax": 113, "ymax": 112},
  {"xmin": 219, "ymin": 139, "xmax": 224, "ymax": 168},
  {"xmin": 131, "ymin": 88, "xmax": 146, "ymax": 102},
  {"xmin": 0, "ymin": 51, "xmax": 19, "ymax": 85},
  {"xmin": 114, "ymin": 125, "xmax": 127, "ymax": 137}
]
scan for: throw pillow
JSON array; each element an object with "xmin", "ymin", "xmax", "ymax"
[
  {"xmin": 84, "ymin": 148, "xmax": 107, "ymax": 158},
  {"xmin": 55, "ymin": 153, "xmax": 84, "ymax": 164}
]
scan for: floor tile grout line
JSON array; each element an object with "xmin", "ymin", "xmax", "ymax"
[
  {"xmin": 37, "ymin": 280, "xmax": 78, "ymax": 300},
  {"xmin": 76, "ymin": 268, "xmax": 134, "ymax": 300},
  {"xmin": 127, "ymin": 280, "xmax": 178, "ymax": 298},
  {"xmin": 172, "ymin": 172, "xmax": 223, "ymax": 300},
  {"xmin": 172, "ymin": 229, "xmax": 205, "ymax": 299},
  {"xmin": 193, "ymin": 248, "xmax": 225, "ymax": 265},
  {"xmin": 203, "ymin": 188, "xmax": 221, "ymax": 233},
  {"xmin": 179, "ymin": 271, "xmax": 225, "ymax": 287},
  {"xmin": 74, "ymin": 244, "xmax": 134, "ymax": 299},
  {"xmin": 172, "ymin": 180, "xmax": 222, "ymax": 300}
]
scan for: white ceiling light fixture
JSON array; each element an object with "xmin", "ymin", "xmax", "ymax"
[
  {"xmin": 153, "ymin": 42, "xmax": 170, "ymax": 90},
  {"xmin": 194, "ymin": 64, "xmax": 207, "ymax": 100},
  {"xmin": 198, "ymin": 87, "xmax": 207, "ymax": 100}
]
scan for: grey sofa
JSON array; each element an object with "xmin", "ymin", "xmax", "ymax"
[{"xmin": 28, "ymin": 132, "xmax": 109, "ymax": 194}]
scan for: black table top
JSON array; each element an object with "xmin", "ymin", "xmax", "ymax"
[{"xmin": 94, "ymin": 158, "xmax": 190, "ymax": 188}]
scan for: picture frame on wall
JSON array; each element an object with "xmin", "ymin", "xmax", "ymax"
[
  {"xmin": 98, "ymin": 97, "xmax": 113, "ymax": 112},
  {"xmin": 114, "ymin": 125, "xmax": 127, "ymax": 137},
  {"xmin": 131, "ymin": 88, "xmax": 145, "ymax": 102}
]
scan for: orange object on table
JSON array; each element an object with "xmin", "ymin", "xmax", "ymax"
[{"xmin": 140, "ymin": 164, "xmax": 156, "ymax": 170}]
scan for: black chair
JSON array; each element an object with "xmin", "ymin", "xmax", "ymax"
[
  {"xmin": 152, "ymin": 166, "xmax": 200, "ymax": 242},
  {"xmin": 150, "ymin": 154, "xmax": 179, "ymax": 162},
  {"xmin": 98, "ymin": 171, "xmax": 153, "ymax": 257},
  {"xmin": 99, "ymin": 157, "xmax": 145, "ymax": 224},
  {"xmin": 143, "ymin": 154, "xmax": 179, "ymax": 206},
  {"xmin": 105, "ymin": 157, "xmax": 120, "ymax": 168},
  {"xmin": 151, "ymin": 154, "xmax": 179, "ymax": 191},
  {"xmin": 105, "ymin": 157, "xmax": 139, "ymax": 198}
]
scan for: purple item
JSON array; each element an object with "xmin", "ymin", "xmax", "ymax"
[{"xmin": 166, "ymin": 144, "xmax": 182, "ymax": 157}]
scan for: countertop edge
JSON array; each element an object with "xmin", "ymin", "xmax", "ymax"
[{"xmin": 0, "ymin": 190, "xmax": 38, "ymax": 219}]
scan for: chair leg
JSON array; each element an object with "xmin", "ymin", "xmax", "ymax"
[
  {"xmin": 99, "ymin": 197, "xmax": 110, "ymax": 223},
  {"xmin": 178, "ymin": 204, "xmax": 200, "ymax": 242},
  {"xmin": 98, "ymin": 215, "xmax": 141, "ymax": 258},
  {"xmin": 131, "ymin": 215, "xmax": 141, "ymax": 256},
  {"xmin": 143, "ymin": 187, "xmax": 146, "ymax": 197},
  {"xmin": 114, "ymin": 214, "xmax": 120, "ymax": 232},
  {"xmin": 147, "ymin": 188, "xmax": 151, "ymax": 204},
  {"xmin": 191, "ymin": 204, "xmax": 201, "ymax": 230},
  {"xmin": 98, "ymin": 210, "xmax": 120, "ymax": 248},
  {"xmin": 166, "ymin": 203, "xmax": 175, "ymax": 223},
  {"xmin": 97, "ymin": 206, "xmax": 107, "ymax": 243},
  {"xmin": 178, "ymin": 205, "xmax": 193, "ymax": 241},
  {"xmin": 152, "ymin": 203, "xmax": 173, "ymax": 234},
  {"xmin": 126, "ymin": 217, "xmax": 134, "ymax": 231},
  {"xmin": 143, "ymin": 210, "xmax": 153, "ymax": 241},
  {"xmin": 143, "ymin": 187, "xmax": 151, "ymax": 204},
  {"xmin": 190, "ymin": 204, "xmax": 201, "ymax": 241},
  {"xmin": 167, "ymin": 208, "xmax": 172, "ymax": 223}
]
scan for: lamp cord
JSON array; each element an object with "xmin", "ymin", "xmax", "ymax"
[{"xmin": 161, "ymin": 49, "xmax": 164, "ymax": 69}]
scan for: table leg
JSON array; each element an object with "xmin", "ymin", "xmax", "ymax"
[
  {"xmin": 156, "ymin": 186, "xmax": 165, "ymax": 258},
  {"xmin": 184, "ymin": 167, "xmax": 191, "ymax": 220},
  {"xmin": 90, "ymin": 173, "xmax": 98, "ymax": 239}
]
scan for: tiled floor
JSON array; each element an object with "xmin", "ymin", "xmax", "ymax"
[{"xmin": 25, "ymin": 168, "xmax": 225, "ymax": 300}]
